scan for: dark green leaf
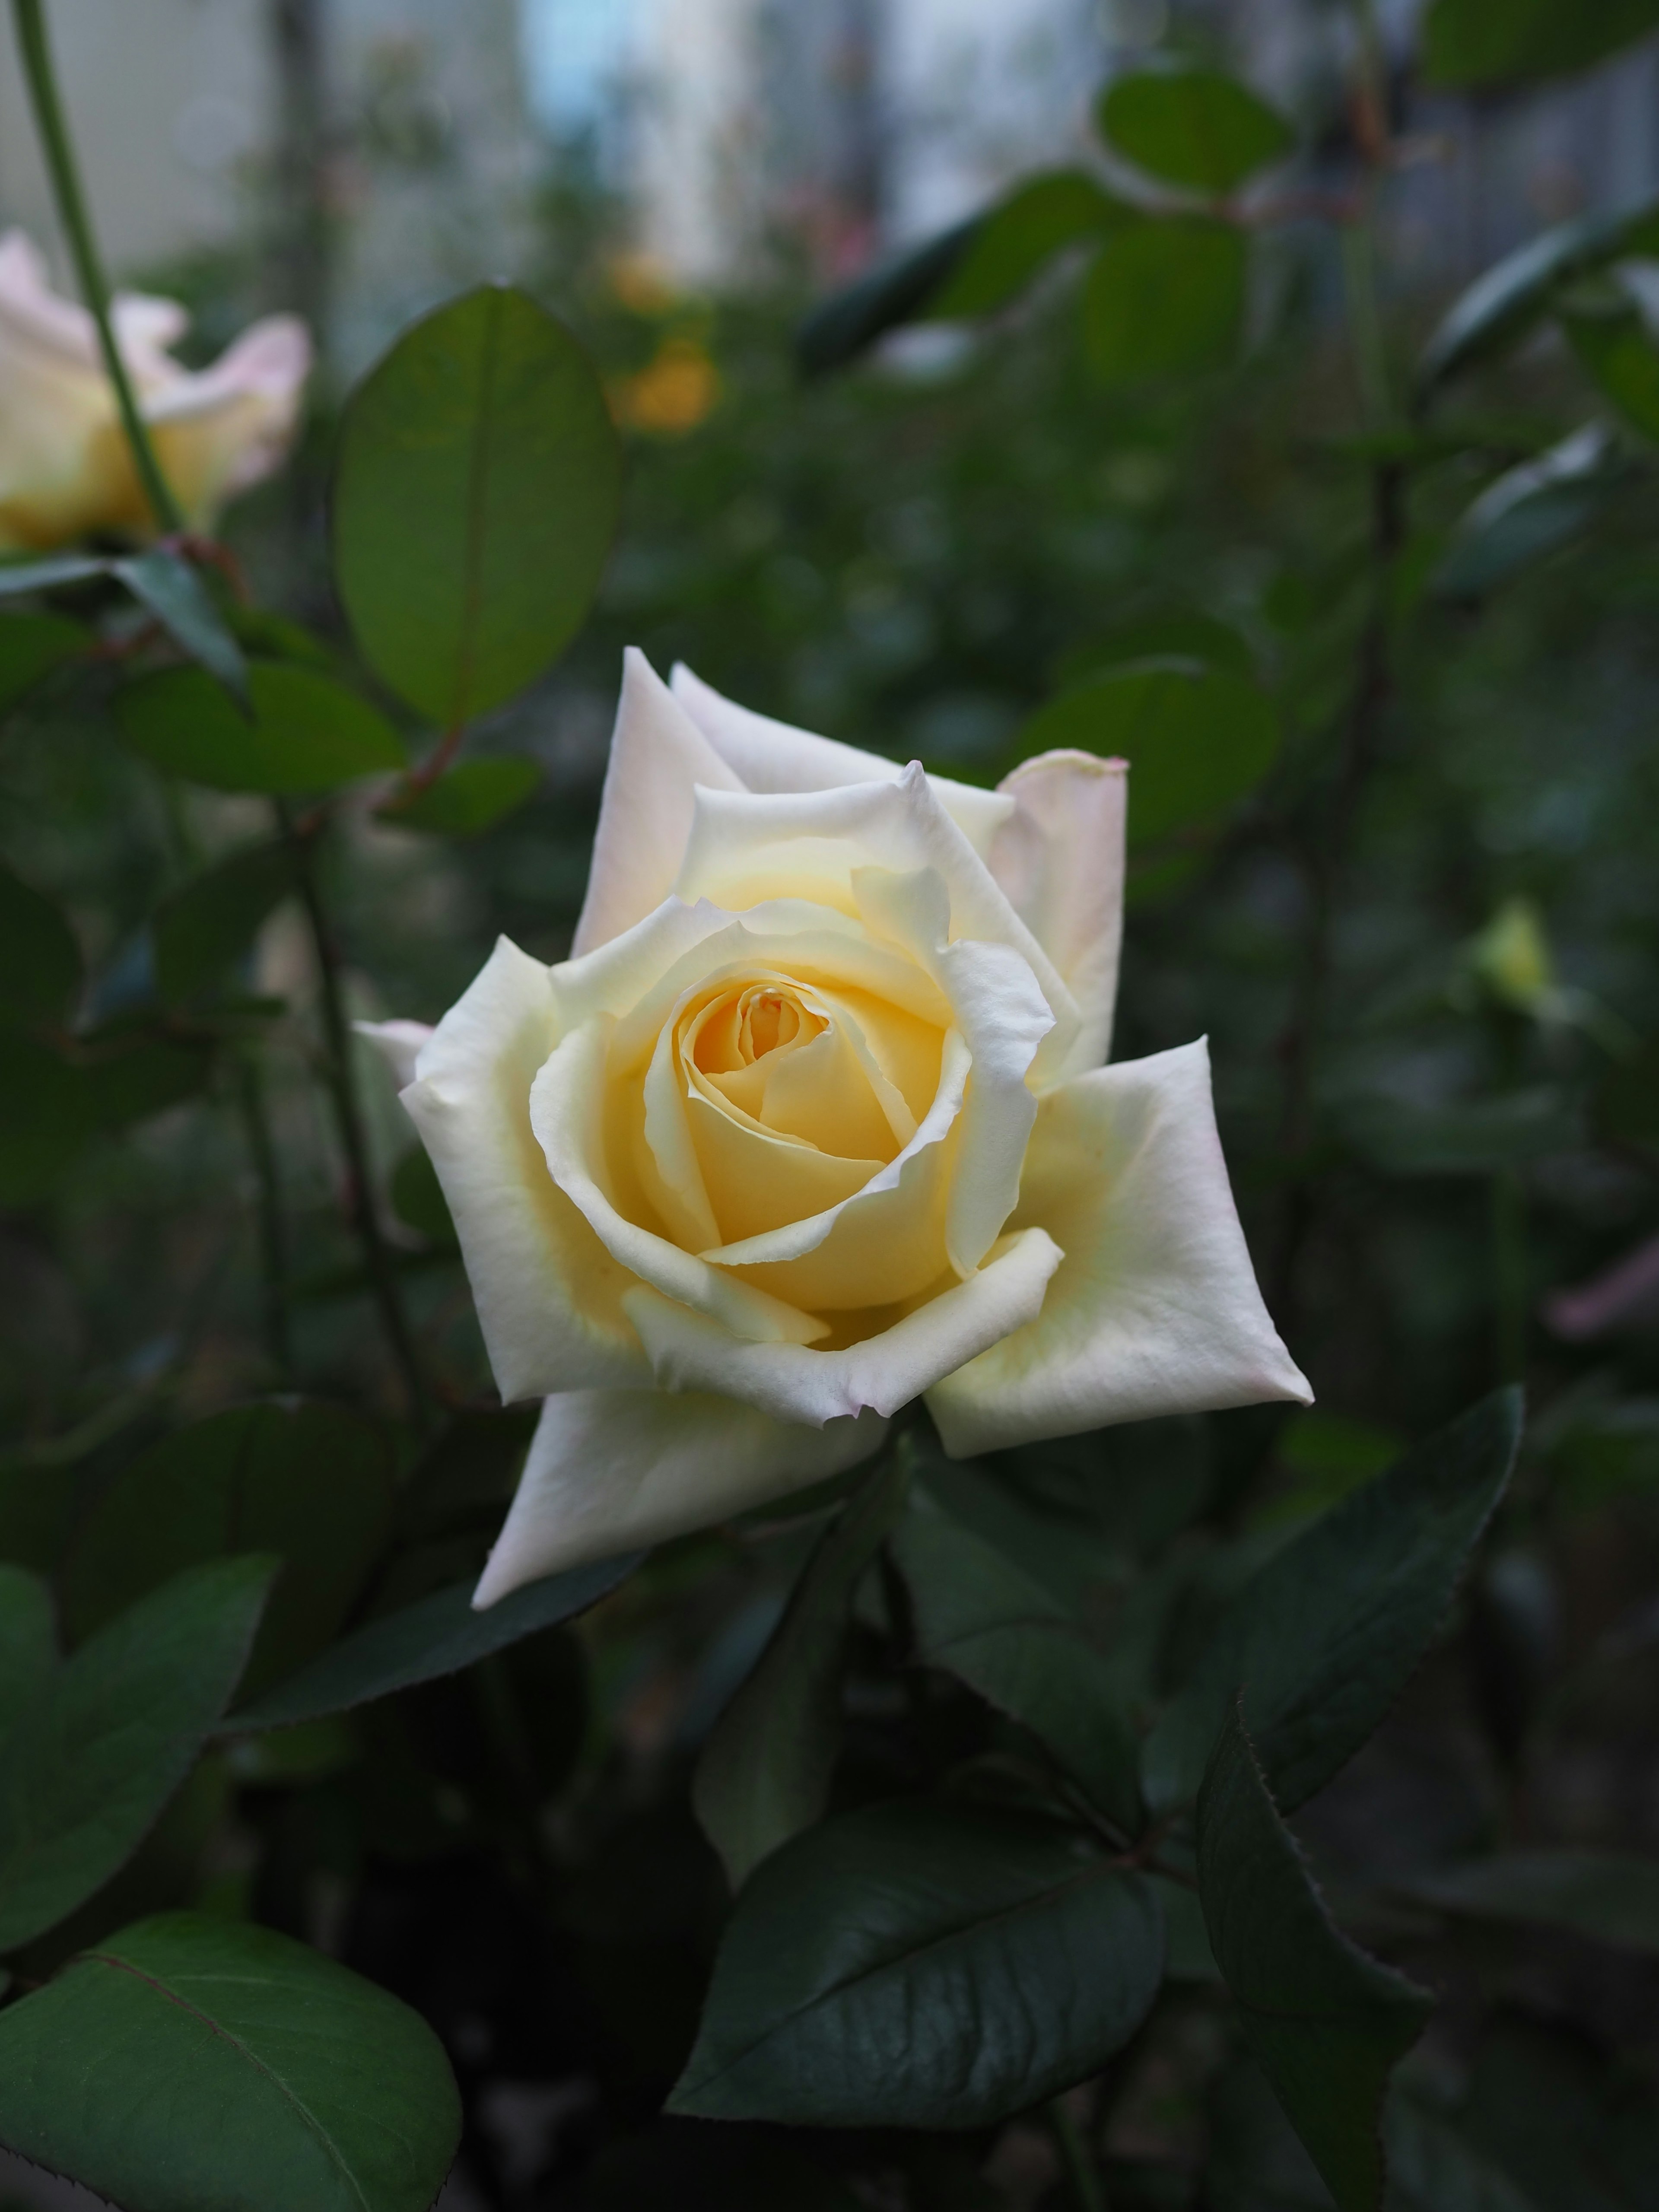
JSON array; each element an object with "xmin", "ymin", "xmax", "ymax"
[
  {"xmin": 0, "ymin": 554, "xmax": 106, "ymax": 597},
  {"xmin": 671, "ymin": 1799, "xmax": 1164, "ymax": 2127},
  {"xmin": 392, "ymin": 1408, "xmax": 537, "ymax": 1545},
  {"xmin": 1432, "ymin": 426, "xmax": 1624, "ymax": 597},
  {"xmin": 0, "ymin": 1030, "xmax": 98, "ymax": 1202},
  {"xmin": 117, "ymin": 661, "xmax": 406, "ymax": 794},
  {"xmin": 0, "ymin": 1910, "xmax": 461, "ymax": 2212},
  {"xmin": 0, "ymin": 1567, "xmax": 55, "ymax": 1750},
  {"xmin": 1417, "ymin": 199, "xmax": 1659, "ymax": 393},
  {"xmin": 1056, "ymin": 608, "xmax": 1254, "ymax": 687},
  {"xmin": 1562, "ymin": 298, "xmax": 1659, "ymax": 440},
  {"xmin": 0, "ymin": 860, "xmax": 81, "ymax": 1029},
  {"xmin": 228, "ymin": 1548, "xmax": 641, "ymax": 1730},
  {"xmin": 64, "ymin": 1402, "xmax": 394, "ymax": 1703},
  {"xmin": 694, "ymin": 1451, "xmax": 907, "ymax": 1888},
  {"xmin": 796, "ymin": 219, "xmax": 980, "ymax": 376},
  {"xmin": 1144, "ymin": 1392, "xmax": 1522, "ymax": 1815},
  {"xmin": 112, "ymin": 550, "xmax": 250, "ymax": 708},
  {"xmin": 928, "ymin": 169, "xmax": 1132, "ymax": 319},
  {"xmin": 1392, "ymin": 1848, "xmax": 1659, "ymax": 1958},
  {"xmin": 893, "ymin": 1504, "xmax": 1141, "ymax": 1832},
  {"xmin": 1423, "ymin": 0, "xmax": 1659, "ymax": 91},
  {"xmin": 1198, "ymin": 1706, "xmax": 1432, "ymax": 2212},
  {"xmin": 378, "ymin": 754, "xmax": 541, "ymax": 834},
  {"xmin": 1386, "ymin": 2095, "xmax": 1539, "ymax": 2212},
  {"xmin": 0, "ymin": 1555, "xmax": 276, "ymax": 1951},
  {"xmin": 1098, "ymin": 69, "xmax": 1294, "ymax": 195},
  {"xmin": 152, "ymin": 840, "xmax": 297, "ymax": 1004},
  {"xmin": 333, "ymin": 283, "xmax": 622, "ymax": 725},
  {"xmin": 1205, "ymin": 2058, "xmax": 1335, "ymax": 2211},
  {"xmin": 83, "ymin": 1030, "xmax": 214, "ymax": 1129},
  {"xmin": 390, "ymin": 1142, "xmax": 457, "ymax": 1246},
  {"xmin": 1011, "ymin": 661, "xmax": 1279, "ymax": 846},
  {"xmin": 0, "ymin": 611, "xmax": 86, "ymax": 715},
  {"xmin": 1081, "ymin": 217, "xmax": 1247, "ymax": 388}
]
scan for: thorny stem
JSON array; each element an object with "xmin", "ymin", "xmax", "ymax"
[
  {"xmin": 1048, "ymin": 2095, "xmax": 1109, "ymax": 2212},
  {"xmin": 11, "ymin": 0, "xmax": 184, "ymax": 536}
]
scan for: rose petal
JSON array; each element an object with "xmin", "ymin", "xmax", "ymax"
[
  {"xmin": 399, "ymin": 937, "xmax": 652, "ymax": 1399},
  {"xmin": 990, "ymin": 749, "xmax": 1127, "ymax": 1076},
  {"xmin": 622, "ymin": 1224, "xmax": 1063, "ymax": 1427},
  {"xmin": 356, "ymin": 1018, "xmax": 435, "ymax": 1091},
  {"xmin": 926, "ymin": 1040, "xmax": 1312, "ymax": 1454},
  {"xmin": 473, "ymin": 1388, "xmax": 889, "ymax": 1601}
]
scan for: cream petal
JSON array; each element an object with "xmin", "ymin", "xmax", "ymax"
[
  {"xmin": 670, "ymin": 659, "xmax": 1015, "ymax": 858},
  {"xmin": 925, "ymin": 1040, "xmax": 1312, "ymax": 1455},
  {"xmin": 528, "ymin": 1016, "xmax": 829, "ymax": 1346},
  {"xmin": 473, "ymin": 1388, "xmax": 889, "ymax": 1601},
  {"xmin": 145, "ymin": 314, "xmax": 312, "ymax": 517},
  {"xmin": 356, "ymin": 1018, "xmax": 435, "ymax": 1091},
  {"xmin": 622, "ymin": 1224, "xmax": 1063, "ymax": 1427},
  {"xmin": 398, "ymin": 937, "xmax": 652, "ymax": 1399},
  {"xmin": 572, "ymin": 651, "xmax": 745, "ymax": 957},
  {"xmin": 990, "ymin": 750, "xmax": 1127, "ymax": 1076}
]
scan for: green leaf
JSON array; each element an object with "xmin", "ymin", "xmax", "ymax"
[
  {"xmin": 83, "ymin": 1027, "xmax": 215, "ymax": 1129},
  {"xmin": 0, "ymin": 610, "xmax": 86, "ymax": 715},
  {"xmin": 1432, "ymin": 425, "xmax": 1623, "ymax": 598},
  {"xmin": 893, "ymin": 1504, "xmax": 1141, "ymax": 1833},
  {"xmin": 670, "ymin": 1799, "xmax": 1165, "ymax": 2127},
  {"xmin": 152, "ymin": 840, "xmax": 297, "ymax": 1004},
  {"xmin": 928, "ymin": 169, "xmax": 1132, "ymax": 319},
  {"xmin": 1144, "ymin": 1391, "xmax": 1522, "ymax": 1815},
  {"xmin": 0, "ymin": 1567, "xmax": 55, "ymax": 1747},
  {"xmin": 117, "ymin": 661, "xmax": 406, "ymax": 795},
  {"xmin": 0, "ymin": 554, "xmax": 105, "ymax": 597},
  {"xmin": 1098, "ymin": 68, "xmax": 1294, "ymax": 195},
  {"xmin": 1423, "ymin": 0, "xmax": 1659, "ymax": 91},
  {"xmin": 1417, "ymin": 199, "xmax": 1659, "ymax": 393},
  {"xmin": 112, "ymin": 549, "xmax": 250, "ymax": 709},
  {"xmin": 1386, "ymin": 2095, "xmax": 1539, "ymax": 2212},
  {"xmin": 796, "ymin": 219, "xmax": 981, "ymax": 376},
  {"xmin": 1011, "ymin": 661, "xmax": 1279, "ymax": 846},
  {"xmin": 0, "ymin": 1030, "xmax": 99, "ymax": 1202},
  {"xmin": 228, "ymin": 1548, "xmax": 641, "ymax": 1731},
  {"xmin": 0, "ymin": 859, "xmax": 81, "ymax": 1028},
  {"xmin": 63, "ymin": 1402, "xmax": 394, "ymax": 1704},
  {"xmin": 0, "ymin": 1910, "xmax": 461, "ymax": 2212},
  {"xmin": 378, "ymin": 753, "xmax": 541, "ymax": 834},
  {"xmin": 333, "ymin": 283, "xmax": 622, "ymax": 726},
  {"xmin": 0, "ymin": 1555, "xmax": 276, "ymax": 1951},
  {"xmin": 1081, "ymin": 218, "xmax": 1247, "ymax": 388},
  {"xmin": 1055, "ymin": 607, "xmax": 1254, "ymax": 688},
  {"xmin": 1197, "ymin": 1706, "xmax": 1432, "ymax": 2212},
  {"xmin": 1392, "ymin": 1848, "xmax": 1659, "ymax": 1958},
  {"xmin": 694, "ymin": 1451, "xmax": 908, "ymax": 1889},
  {"xmin": 1561, "ymin": 297, "xmax": 1659, "ymax": 441}
]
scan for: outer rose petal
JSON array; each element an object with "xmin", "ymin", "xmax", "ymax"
[
  {"xmin": 357, "ymin": 1018, "xmax": 434, "ymax": 1090},
  {"xmin": 926, "ymin": 1040, "xmax": 1311, "ymax": 1454},
  {"xmin": 474, "ymin": 1389, "xmax": 888, "ymax": 1600},
  {"xmin": 399, "ymin": 937, "xmax": 652, "ymax": 1399},
  {"xmin": 146, "ymin": 314, "xmax": 312, "ymax": 520},
  {"xmin": 990, "ymin": 750, "xmax": 1127, "ymax": 1077}
]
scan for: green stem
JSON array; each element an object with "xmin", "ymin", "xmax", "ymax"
[
  {"xmin": 1048, "ymin": 2097, "xmax": 1108, "ymax": 2212},
  {"xmin": 11, "ymin": 0, "xmax": 184, "ymax": 534},
  {"xmin": 235, "ymin": 1051, "xmax": 295, "ymax": 1383},
  {"xmin": 282, "ymin": 807, "xmax": 432, "ymax": 1429}
]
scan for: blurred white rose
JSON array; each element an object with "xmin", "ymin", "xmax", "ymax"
[
  {"xmin": 366, "ymin": 651, "xmax": 1309, "ymax": 1603},
  {"xmin": 0, "ymin": 229, "xmax": 310, "ymax": 552}
]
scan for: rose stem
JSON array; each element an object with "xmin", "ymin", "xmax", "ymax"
[{"xmin": 11, "ymin": 0, "xmax": 184, "ymax": 536}]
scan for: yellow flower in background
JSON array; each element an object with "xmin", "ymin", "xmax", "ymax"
[
  {"xmin": 612, "ymin": 338, "xmax": 720, "ymax": 436},
  {"xmin": 0, "ymin": 229, "xmax": 311, "ymax": 552}
]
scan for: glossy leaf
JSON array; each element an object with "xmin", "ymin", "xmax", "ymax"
[
  {"xmin": 1198, "ymin": 1706, "xmax": 1432, "ymax": 2212},
  {"xmin": 0, "ymin": 610, "xmax": 86, "ymax": 715},
  {"xmin": 893, "ymin": 1504, "xmax": 1141, "ymax": 1832},
  {"xmin": 1394, "ymin": 1848, "xmax": 1659, "ymax": 1958},
  {"xmin": 152, "ymin": 840, "xmax": 297, "ymax": 1004},
  {"xmin": 1562, "ymin": 298, "xmax": 1659, "ymax": 441},
  {"xmin": 928, "ymin": 169, "xmax": 1131, "ymax": 319},
  {"xmin": 113, "ymin": 549, "xmax": 250, "ymax": 708},
  {"xmin": 63, "ymin": 1402, "xmax": 394, "ymax": 1703},
  {"xmin": 1432, "ymin": 425, "xmax": 1623, "ymax": 598},
  {"xmin": 1423, "ymin": 0, "xmax": 1659, "ymax": 92},
  {"xmin": 229, "ymin": 1547, "xmax": 641, "ymax": 1731},
  {"xmin": 1098, "ymin": 68, "xmax": 1294, "ymax": 195},
  {"xmin": 0, "ymin": 860, "xmax": 80, "ymax": 1029},
  {"xmin": 796, "ymin": 219, "xmax": 980, "ymax": 375},
  {"xmin": 378, "ymin": 754, "xmax": 541, "ymax": 835},
  {"xmin": 671, "ymin": 1799, "xmax": 1164, "ymax": 2127},
  {"xmin": 333, "ymin": 283, "xmax": 622, "ymax": 725},
  {"xmin": 0, "ymin": 1910, "xmax": 461, "ymax": 2212},
  {"xmin": 1144, "ymin": 1391, "xmax": 1522, "ymax": 1815},
  {"xmin": 0, "ymin": 1555, "xmax": 275, "ymax": 1951},
  {"xmin": 117, "ymin": 661, "xmax": 406, "ymax": 795},
  {"xmin": 694, "ymin": 1451, "xmax": 908, "ymax": 1888},
  {"xmin": 1081, "ymin": 218, "xmax": 1246, "ymax": 388},
  {"xmin": 1012, "ymin": 660, "xmax": 1279, "ymax": 846}
]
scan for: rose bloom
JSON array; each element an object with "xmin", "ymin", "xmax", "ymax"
[
  {"xmin": 0, "ymin": 230, "xmax": 310, "ymax": 552},
  {"xmin": 368, "ymin": 652, "xmax": 1309, "ymax": 1605}
]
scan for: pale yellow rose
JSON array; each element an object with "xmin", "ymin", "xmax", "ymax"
[
  {"xmin": 0, "ymin": 230, "xmax": 310, "ymax": 552},
  {"xmin": 366, "ymin": 652, "xmax": 1309, "ymax": 1603}
]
